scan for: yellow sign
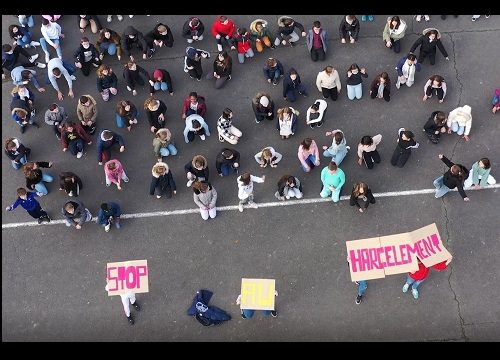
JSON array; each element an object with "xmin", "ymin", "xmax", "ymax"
[{"xmin": 240, "ymin": 278, "xmax": 275, "ymax": 310}]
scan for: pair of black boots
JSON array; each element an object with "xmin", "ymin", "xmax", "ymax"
[{"xmin": 126, "ymin": 302, "xmax": 141, "ymax": 325}]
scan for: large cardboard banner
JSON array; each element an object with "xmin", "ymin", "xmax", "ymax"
[
  {"xmin": 107, "ymin": 260, "xmax": 149, "ymax": 296},
  {"xmin": 240, "ymin": 278, "xmax": 275, "ymax": 310},
  {"xmin": 347, "ymin": 223, "xmax": 451, "ymax": 281}
]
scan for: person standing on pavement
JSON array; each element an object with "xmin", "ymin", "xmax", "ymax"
[
  {"xmin": 6, "ymin": 188, "xmax": 50, "ymax": 224},
  {"xmin": 237, "ymin": 172, "xmax": 265, "ymax": 212},
  {"xmin": 97, "ymin": 202, "xmax": 121, "ymax": 232},
  {"xmin": 105, "ymin": 281, "xmax": 140, "ymax": 325},
  {"xmin": 433, "ymin": 154, "xmax": 469, "ymax": 201},
  {"xmin": 409, "ymin": 28, "xmax": 450, "ymax": 65}
]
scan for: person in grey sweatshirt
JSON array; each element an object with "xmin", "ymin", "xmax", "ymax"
[
  {"xmin": 192, "ymin": 181, "xmax": 217, "ymax": 220},
  {"xmin": 61, "ymin": 199, "xmax": 92, "ymax": 229}
]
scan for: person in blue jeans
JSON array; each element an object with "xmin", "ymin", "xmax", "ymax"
[
  {"xmin": 433, "ymin": 154, "xmax": 469, "ymax": 201},
  {"xmin": 263, "ymin": 57, "xmax": 283, "ymax": 85},
  {"xmin": 40, "ymin": 18, "xmax": 64, "ymax": 62},
  {"xmin": 8, "ymin": 25, "xmax": 39, "ymax": 48},
  {"xmin": 355, "ymin": 280, "xmax": 367, "ymax": 304},
  {"xmin": 17, "ymin": 15, "xmax": 35, "ymax": 28},
  {"xmin": 216, "ymin": 148, "xmax": 240, "ymax": 177},
  {"xmin": 115, "ymin": 100, "xmax": 139, "ymax": 131},
  {"xmin": 323, "ymin": 129, "xmax": 349, "ymax": 165},
  {"xmin": 5, "ymin": 137, "xmax": 30, "ymax": 169},
  {"xmin": 236, "ymin": 290, "xmax": 278, "ymax": 318},
  {"xmin": 97, "ymin": 202, "xmax": 121, "ymax": 232},
  {"xmin": 23, "ymin": 161, "xmax": 54, "ymax": 195},
  {"xmin": 97, "ymin": 28, "xmax": 122, "ymax": 61}
]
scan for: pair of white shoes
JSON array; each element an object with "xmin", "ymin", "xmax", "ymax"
[{"xmin": 415, "ymin": 15, "xmax": 430, "ymax": 22}]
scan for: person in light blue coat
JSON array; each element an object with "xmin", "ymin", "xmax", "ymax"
[
  {"xmin": 320, "ymin": 161, "xmax": 345, "ymax": 203},
  {"xmin": 323, "ymin": 129, "xmax": 349, "ymax": 165},
  {"xmin": 183, "ymin": 114, "xmax": 210, "ymax": 143}
]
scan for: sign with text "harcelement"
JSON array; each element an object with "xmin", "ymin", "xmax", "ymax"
[
  {"xmin": 106, "ymin": 260, "xmax": 149, "ymax": 296},
  {"xmin": 346, "ymin": 224, "xmax": 451, "ymax": 281}
]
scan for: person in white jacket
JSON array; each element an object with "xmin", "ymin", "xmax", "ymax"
[
  {"xmin": 447, "ymin": 105, "xmax": 472, "ymax": 141},
  {"xmin": 306, "ymin": 99, "xmax": 327, "ymax": 128},
  {"xmin": 40, "ymin": 18, "xmax": 64, "ymax": 62},
  {"xmin": 315, "ymin": 66, "xmax": 342, "ymax": 101},
  {"xmin": 237, "ymin": 172, "xmax": 265, "ymax": 212},
  {"xmin": 254, "ymin": 147, "xmax": 283, "ymax": 168}
]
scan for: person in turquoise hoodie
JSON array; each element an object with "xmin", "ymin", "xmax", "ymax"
[
  {"xmin": 464, "ymin": 158, "xmax": 496, "ymax": 189},
  {"xmin": 320, "ymin": 161, "xmax": 345, "ymax": 202}
]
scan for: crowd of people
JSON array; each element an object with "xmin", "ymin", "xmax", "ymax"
[{"xmin": 3, "ymin": 15, "xmax": 498, "ymax": 324}]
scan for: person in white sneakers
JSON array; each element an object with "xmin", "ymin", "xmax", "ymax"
[
  {"xmin": 183, "ymin": 114, "xmax": 210, "ymax": 143},
  {"xmin": 104, "ymin": 159, "xmax": 129, "ymax": 191},
  {"xmin": 415, "ymin": 15, "xmax": 430, "ymax": 22},
  {"xmin": 105, "ymin": 281, "xmax": 140, "ymax": 325},
  {"xmin": 472, "ymin": 15, "xmax": 490, "ymax": 21},
  {"xmin": 107, "ymin": 15, "xmax": 124, "ymax": 22},
  {"xmin": 217, "ymin": 108, "xmax": 242, "ymax": 144},
  {"xmin": 47, "ymin": 57, "xmax": 76, "ymax": 101},
  {"xmin": 184, "ymin": 155, "xmax": 209, "ymax": 187},
  {"xmin": 97, "ymin": 202, "xmax": 121, "ymax": 232},
  {"xmin": 40, "ymin": 18, "xmax": 64, "ymax": 62},
  {"xmin": 8, "ymin": 24, "xmax": 40, "ymax": 48},
  {"xmin": 192, "ymin": 181, "xmax": 218, "ymax": 220},
  {"xmin": 237, "ymin": 172, "xmax": 265, "ymax": 212},
  {"xmin": 464, "ymin": 158, "xmax": 496, "ymax": 189},
  {"xmin": 2, "ymin": 44, "xmax": 44, "ymax": 80},
  {"xmin": 306, "ymin": 99, "xmax": 328, "ymax": 128},
  {"xmin": 60, "ymin": 122, "xmax": 92, "ymax": 159},
  {"xmin": 447, "ymin": 105, "xmax": 472, "ymax": 141}
]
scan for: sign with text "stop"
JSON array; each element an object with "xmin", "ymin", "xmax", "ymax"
[{"xmin": 106, "ymin": 260, "xmax": 149, "ymax": 296}]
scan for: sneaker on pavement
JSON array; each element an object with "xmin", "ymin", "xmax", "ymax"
[
  {"xmin": 217, "ymin": 44, "xmax": 223, "ymax": 52},
  {"xmin": 70, "ymin": 75, "xmax": 77, "ymax": 81},
  {"xmin": 156, "ymin": 195, "xmax": 162, "ymax": 199},
  {"xmin": 272, "ymin": 79, "xmax": 278, "ymax": 86},
  {"xmin": 317, "ymin": 121, "xmax": 323, "ymax": 128},
  {"xmin": 238, "ymin": 203, "xmax": 244, "ymax": 212},
  {"xmin": 123, "ymin": 177, "xmax": 129, "ymax": 183},
  {"xmin": 36, "ymin": 62, "xmax": 46, "ymax": 68},
  {"xmin": 117, "ymin": 15, "xmax": 123, "ymax": 21},
  {"xmin": 361, "ymin": 15, "xmax": 367, "ymax": 22},
  {"xmin": 355, "ymin": 295, "xmax": 363, "ymax": 305},
  {"xmin": 45, "ymin": 54, "xmax": 50, "ymax": 63},
  {"xmin": 132, "ymin": 302, "xmax": 140, "ymax": 311},
  {"xmin": 186, "ymin": 179, "xmax": 194, "ymax": 187},
  {"xmin": 402, "ymin": 283, "xmax": 409, "ymax": 293},
  {"xmin": 424, "ymin": 15, "xmax": 430, "ymax": 21},
  {"xmin": 107, "ymin": 15, "xmax": 112, "ymax": 22},
  {"xmin": 127, "ymin": 315, "xmax": 134, "ymax": 325},
  {"xmin": 412, "ymin": 289, "xmax": 419, "ymax": 299},
  {"xmin": 38, "ymin": 217, "xmax": 44, "ymax": 224},
  {"xmin": 416, "ymin": 15, "xmax": 422, "ymax": 22},
  {"xmin": 104, "ymin": 224, "xmax": 111, "ymax": 232},
  {"xmin": 240, "ymin": 310, "xmax": 247, "ymax": 319},
  {"xmin": 271, "ymin": 310, "xmax": 278, "ymax": 317},
  {"xmin": 30, "ymin": 41, "xmax": 40, "ymax": 47},
  {"xmin": 42, "ymin": 216, "xmax": 51, "ymax": 223},
  {"xmin": 76, "ymin": 152, "xmax": 83, "ymax": 159},
  {"xmin": 355, "ymin": 281, "xmax": 360, "ymax": 285},
  {"xmin": 199, "ymin": 135, "xmax": 206, "ymax": 141},
  {"xmin": 129, "ymin": 15, "xmax": 134, "ymax": 18},
  {"xmin": 248, "ymin": 202, "xmax": 258, "ymax": 209},
  {"xmin": 29, "ymin": 54, "xmax": 39, "ymax": 63}
]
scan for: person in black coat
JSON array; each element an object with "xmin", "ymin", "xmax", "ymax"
[
  {"xmin": 434, "ymin": 154, "xmax": 469, "ymax": 200},
  {"xmin": 150, "ymin": 162, "xmax": 176, "ymax": 199},
  {"xmin": 339, "ymin": 15, "xmax": 360, "ymax": 43},
  {"xmin": 59, "ymin": 171, "xmax": 83, "ymax": 197},
  {"xmin": 182, "ymin": 17, "xmax": 205, "ymax": 43},
  {"xmin": 252, "ymin": 92, "xmax": 274, "ymax": 123},
  {"xmin": 123, "ymin": 60, "xmax": 149, "ymax": 96},
  {"xmin": 121, "ymin": 26, "xmax": 148, "ymax": 61},
  {"xmin": 390, "ymin": 128, "xmax": 419, "ymax": 168},
  {"xmin": 423, "ymin": 111, "xmax": 447, "ymax": 144},
  {"xmin": 283, "ymin": 68, "xmax": 308, "ymax": 102},
  {"xmin": 184, "ymin": 46, "xmax": 210, "ymax": 81},
  {"xmin": 409, "ymin": 28, "xmax": 449, "ymax": 65},
  {"xmin": 369, "ymin": 72, "xmax": 391, "ymax": 102},
  {"xmin": 74, "ymin": 37, "xmax": 101, "ymax": 76},
  {"xmin": 144, "ymin": 97, "xmax": 167, "ymax": 133},
  {"xmin": 145, "ymin": 23, "xmax": 174, "ymax": 57},
  {"xmin": 215, "ymin": 148, "xmax": 240, "ymax": 176},
  {"xmin": 349, "ymin": 182, "xmax": 376, "ymax": 213},
  {"xmin": 4, "ymin": 137, "xmax": 30, "ymax": 170}
]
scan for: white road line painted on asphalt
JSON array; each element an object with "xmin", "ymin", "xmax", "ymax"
[{"xmin": 3, "ymin": 184, "xmax": 499, "ymax": 229}]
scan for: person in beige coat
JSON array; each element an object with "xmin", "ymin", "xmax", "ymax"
[
  {"xmin": 316, "ymin": 66, "xmax": 341, "ymax": 101},
  {"xmin": 382, "ymin": 16, "xmax": 406, "ymax": 53},
  {"xmin": 152, "ymin": 128, "xmax": 177, "ymax": 162},
  {"xmin": 76, "ymin": 94, "xmax": 98, "ymax": 134},
  {"xmin": 447, "ymin": 105, "xmax": 472, "ymax": 141}
]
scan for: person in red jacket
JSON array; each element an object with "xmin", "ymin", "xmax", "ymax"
[
  {"xmin": 403, "ymin": 258, "xmax": 451, "ymax": 299},
  {"xmin": 60, "ymin": 121, "xmax": 92, "ymax": 159},
  {"xmin": 211, "ymin": 15, "xmax": 236, "ymax": 52},
  {"xmin": 181, "ymin": 92, "xmax": 207, "ymax": 119},
  {"xmin": 233, "ymin": 28, "xmax": 254, "ymax": 64}
]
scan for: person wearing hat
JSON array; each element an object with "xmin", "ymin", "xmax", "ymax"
[
  {"xmin": 252, "ymin": 92, "xmax": 275, "ymax": 123},
  {"xmin": 446, "ymin": 105, "xmax": 472, "ymax": 141},
  {"xmin": 184, "ymin": 46, "xmax": 210, "ymax": 81}
]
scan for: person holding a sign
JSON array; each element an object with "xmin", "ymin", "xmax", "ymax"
[
  {"xmin": 320, "ymin": 161, "xmax": 345, "ymax": 203},
  {"xmin": 105, "ymin": 283, "xmax": 140, "ymax": 325},
  {"xmin": 433, "ymin": 154, "xmax": 469, "ymax": 201},
  {"xmin": 236, "ymin": 290, "xmax": 278, "ymax": 318}
]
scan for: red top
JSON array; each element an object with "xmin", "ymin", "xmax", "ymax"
[
  {"xmin": 312, "ymin": 30, "xmax": 323, "ymax": 49},
  {"xmin": 211, "ymin": 16, "xmax": 235, "ymax": 37},
  {"xmin": 431, "ymin": 260, "xmax": 448, "ymax": 271},
  {"xmin": 409, "ymin": 262, "xmax": 430, "ymax": 281}
]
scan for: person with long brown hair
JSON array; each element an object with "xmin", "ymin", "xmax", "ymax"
[
  {"xmin": 207, "ymin": 51, "xmax": 232, "ymax": 89},
  {"xmin": 192, "ymin": 181, "xmax": 218, "ymax": 220},
  {"xmin": 423, "ymin": 75, "xmax": 447, "ymax": 103},
  {"xmin": 433, "ymin": 154, "xmax": 469, "ymax": 200},
  {"xmin": 275, "ymin": 175, "xmax": 303, "ymax": 200},
  {"xmin": 369, "ymin": 72, "xmax": 391, "ymax": 102},
  {"xmin": 23, "ymin": 161, "xmax": 54, "ymax": 195},
  {"xmin": 382, "ymin": 16, "xmax": 406, "ymax": 53},
  {"xmin": 96, "ymin": 64, "xmax": 118, "ymax": 101},
  {"xmin": 115, "ymin": 100, "xmax": 138, "ymax": 131},
  {"xmin": 349, "ymin": 182, "xmax": 375, "ymax": 213}
]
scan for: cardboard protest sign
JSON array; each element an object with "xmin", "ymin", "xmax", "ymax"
[
  {"xmin": 107, "ymin": 260, "xmax": 149, "ymax": 296},
  {"xmin": 240, "ymin": 278, "xmax": 275, "ymax": 310},
  {"xmin": 346, "ymin": 223, "xmax": 450, "ymax": 281}
]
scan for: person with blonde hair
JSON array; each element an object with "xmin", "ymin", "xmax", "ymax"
[
  {"xmin": 447, "ymin": 105, "xmax": 472, "ymax": 141},
  {"xmin": 153, "ymin": 128, "xmax": 177, "ymax": 162},
  {"xmin": 192, "ymin": 181, "xmax": 218, "ymax": 220},
  {"xmin": 150, "ymin": 162, "xmax": 176, "ymax": 199},
  {"xmin": 104, "ymin": 159, "xmax": 129, "ymax": 190},
  {"xmin": 254, "ymin": 147, "xmax": 283, "ymax": 168}
]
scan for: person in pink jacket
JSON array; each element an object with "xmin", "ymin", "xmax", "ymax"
[
  {"xmin": 104, "ymin": 159, "xmax": 129, "ymax": 190},
  {"xmin": 298, "ymin": 137, "xmax": 320, "ymax": 172}
]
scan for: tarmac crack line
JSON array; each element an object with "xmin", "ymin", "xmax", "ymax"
[{"xmin": 2, "ymin": 184, "xmax": 499, "ymax": 229}]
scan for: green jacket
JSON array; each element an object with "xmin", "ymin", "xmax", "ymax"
[
  {"xmin": 382, "ymin": 17, "xmax": 407, "ymax": 42},
  {"xmin": 472, "ymin": 161, "xmax": 492, "ymax": 187},
  {"xmin": 250, "ymin": 19, "xmax": 272, "ymax": 40}
]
